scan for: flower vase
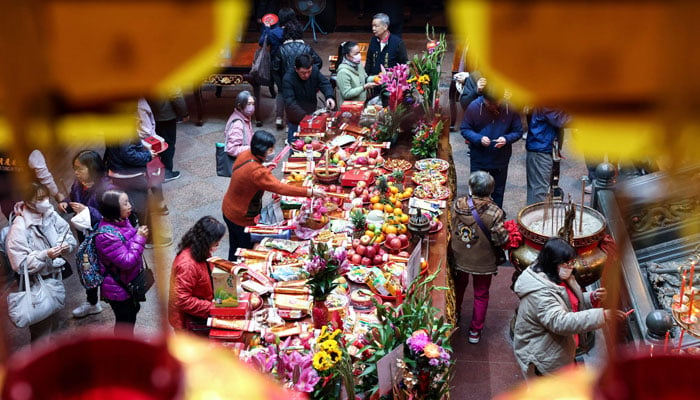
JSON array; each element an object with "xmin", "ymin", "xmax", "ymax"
[{"xmin": 312, "ymin": 299, "xmax": 329, "ymax": 329}]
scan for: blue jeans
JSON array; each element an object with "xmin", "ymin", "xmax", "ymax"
[{"xmin": 287, "ymin": 123, "xmax": 299, "ymax": 144}]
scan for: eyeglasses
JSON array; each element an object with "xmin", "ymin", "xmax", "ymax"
[{"xmin": 560, "ymin": 260, "xmax": 576, "ymax": 270}]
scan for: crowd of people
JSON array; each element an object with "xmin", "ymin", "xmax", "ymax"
[{"xmin": 0, "ymin": 8, "xmax": 627, "ymax": 381}]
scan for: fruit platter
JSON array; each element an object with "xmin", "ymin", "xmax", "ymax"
[
  {"xmin": 414, "ymin": 182, "xmax": 452, "ymax": 200},
  {"xmin": 411, "ymin": 169, "xmax": 448, "ymax": 185},
  {"xmin": 415, "ymin": 158, "xmax": 449, "ymax": 172},
  {"xmin": 384, "ymin": 158, "xmax": 413, "ymax": 172}
]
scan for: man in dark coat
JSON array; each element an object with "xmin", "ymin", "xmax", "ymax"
[
  {"xmin": 364, "ymin": 12, "xmax": 408, "ymax": 77},
  {"xmin": 282, "ymin": 54, "xmax": 336, "ymax": 144}
]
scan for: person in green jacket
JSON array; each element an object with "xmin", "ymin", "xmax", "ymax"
[{"xmin": 335, "ymin": 41, "xmax": 377, "ymax": 104}]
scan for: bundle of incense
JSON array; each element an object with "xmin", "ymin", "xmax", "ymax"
[
  {"xmin": 283, "ymin": 161, "xmax": 313, "ymax": 173},
  {"xmin": 272, "ymin": 285, "xmax": 311, "ymax": 295},
  {"xmin": 207, "ymin": 256, "xmax": 241, "ymax": 274},
  {"xmin": 272, "ymin": 293, "xmax": 313, "ymax": 310},
  {"xmin": 325, "ymin": 192, "xmax": 349, "ymax": 199},
  {"xmin": 271, "ymin": 261, "xmax": 306, "ymax": 270},
  {"xmin": 207, "ymin": 317, "xmax": 258, "ymax": 332},
  {"xmin": 364, "ymin": 142, "xmax": 391, "ymax": 149},
  {"xmin": 264, "ymin": 322, "xmax": 303, "ymax": 338},
  {"xmin": 245, "ymin": 226, "xmax": 296, "ymax": 235},
  {"xmin": 235, "ymin": 248, "xmax": 272, "ymax": 260},
  {"xmin": 245, "ymin": 267, "xmax": 275, "ymax": 287},
  {"xmin": 382, "ymin": 254, "xmax": 409, "ymax": 263}
]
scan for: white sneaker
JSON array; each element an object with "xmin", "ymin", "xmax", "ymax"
[{"xmin": 72, "ymin": 302, "xmax": 103, "ymax": 318}]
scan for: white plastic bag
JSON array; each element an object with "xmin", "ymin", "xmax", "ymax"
[{"xmin": 7, "ymin": 267, "xmax": 65, "ymax": 328}]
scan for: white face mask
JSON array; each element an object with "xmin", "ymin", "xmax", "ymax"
[
  {"xmin": 350, "ymin": 54, "xmax": 362, "ymax": 64},
  {"xmin": 558, "ymin": 265, "xmax": 574, "ymax": 280},
  {"xmin": 264, "ymin": 153, "xmax": 275, "ymax": 162},
  {"xmin": 34, "ymin": 199, "xmax": 53, "ymax": 213}
]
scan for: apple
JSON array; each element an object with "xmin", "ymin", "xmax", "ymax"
[
  {"xmin": 365, "ymin": 246, "xmax": 376, "ymax": 259},
  {"xmin": 352, "ymin": 239, "xmax": 361, "ymax": 248},
  {"xmin": 360, "ymin": 235, "xmax": 372, "ymax": 246},
  {"xmin": 356, "ymin": 244, "xmax": 367, "ymax": 256},
  {"xmin": 389, "ymin": 238, "xmax": 402, "ymax": 249},
  {"xmin": 373, "ymin": 255, "xmax": 384, "ymax": 265},
  {"xmin": 368, "ymin": 157, "xmax": 377, "ymax": 166},
  {"xmin": 351, "ymin": 254, "xmax": 362, "ymax": 264},
  {"xmin": 378, "ymin": 248, "xmax": 387, "ymax": 256},
  {"xmin": 398, "ymin": 251, "xmax": 410, "ymax": 258},
  {"xmin": 376, "ymin": 155, "xmax": 384, "ymax": 164},
  {"xmin": 362, "ymin": 189, "xmax": 370, "ymax": 197},
  {"xmin": 385, "ymin": 233, "xmax": 397, "ymax": 243},
  {"xmin": 293, "ymin": 139, "xmax": 305, "ymax": 149},
  {"xmin": 347, "ymin": 249, "xmax": 356, "ymax": 258},
  {"xmin": 359, "ymin": 257, "xmax": 370, "ymax": 266},
  {"xmin": 429, "ymin": 219, "xmax": 438, "ymax": 230},
  {"xmin": 329, "ymin": 184, "xmax": 337, "ymax": 192},
  {"xmin": 357, "ymin": 181, "xmax": 367, "ymax": 188},
  {"xmin": 398, "ymin": 234, "xmax": 409, "ymax": 246},
  {"xmin": 368, "ymin": 149, "xmax": 379, "ymax": 158},
  {"xmin": 336, "ymin": 186, "xmax": 343, "ymax": 194}
]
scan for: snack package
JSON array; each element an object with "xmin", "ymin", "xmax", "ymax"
[
  {"xmin": 212, "ymin": 267, "xmax": 238, "ymax": 307},
  {"xmin": 261, "ymin": 238, "xmax": 304, "ymax": 253}
]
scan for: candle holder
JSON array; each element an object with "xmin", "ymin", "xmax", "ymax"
[{"xmin": 671, "ymin": 261, "xmax": 700, "ymax": 340}]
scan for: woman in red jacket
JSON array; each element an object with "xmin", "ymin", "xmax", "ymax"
[
  {"xmin": 221, "ymin": 130, "xmax": 325, "ymax": 259},
  {"xmin": 167, "ymin": 216, "xmax": 226, "ymax": 334}
]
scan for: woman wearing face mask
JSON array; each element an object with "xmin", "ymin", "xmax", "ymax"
[
  {"xmin": 168, "ymin": 216, "xmax": 226, "ymax": 335},
  {"xmin": 69, "ymin": 150, "xmax": 111, "ymax": 318},
  {"xmin": 95, "ymin": 189, "xmax": 149, "ymax": 333},
  {"xmin": 224, "ymin": 90, "xmax": 256, "ymax": 161},
  {"xmin": 335, "ymin": 41, "xmax": 377, "ymax": 104},
  {"xmin": 222, "ymin": 130, "xmax": 326, "ymax": 259},
  {"xmin": 512, "ymin": 237, "xmax": 625, "ymax": 378},
  {"xmin": 5, "ymin": 182, "xmax": 77, "ymax": 341}
]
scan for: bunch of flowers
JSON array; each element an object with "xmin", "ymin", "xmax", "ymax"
[
  {"xmin": 375, "ymin": 63, "xmax": 411, "ymax": 111},
  {"xmin": 369, "ymin": 105, "xmax": 408, "ymax": 142},
  {"xmin": 247, "ymin": 338, "xmax": 321, "ymax": 394},
  {"xmin": 312, "ymin": 326, "xmax": 355, "ymax": 400},
  {"xmin": 411, "ymin": 119, "xmax": 443, "ymax": 159},
  {"xmin": 397, "ymin": 329, "xmax": 453, "ymax": 399},
  {"xmin": 305, "ymin": 242, "xmax": 349, "ymax": 301},
  {"xmin": 409, "ymin": 24, "xmax": 447, "ymax": 119}
]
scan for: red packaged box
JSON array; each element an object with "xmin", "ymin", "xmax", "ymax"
[
  {"xmin": 299, "ymin": 114, "xmax": 328, "ymax": 134},
  {"xmin": 341, "ymin": 168, "xmax": 376, "ymax": 187},
  {"xmin": 208, "ymin": 328, "xmax": 245, "ymax": 341},
  {"xmin": 143, "ymin": 135, "xmax": 168, "ymax": 153},
  {"xmin": 210, "ymin": 292, "xmax": 251, "ymax": 319},
  {"xmin": 339, "ymin": 101, "xmax": 364, "ymax": 121}
]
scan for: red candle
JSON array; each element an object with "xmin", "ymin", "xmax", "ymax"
[
  {"xmin": 664, "ymin": 331, "xmax": 670, "ymax": 353},
  {"xmin": 678, "ymin": 329, "xmax": 685, "ymax": 350},
  {"xmin": 689, "ymin": 261, "xmax": 696, "ymax": 295},
  {"xmin": 678, "ymin": 271, "xmax": 687, "ymax": 307}
]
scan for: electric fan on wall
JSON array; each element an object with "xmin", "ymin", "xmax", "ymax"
[{"xmin": 296, "ymin": 0, "xmax": 326, "ymax": 42}]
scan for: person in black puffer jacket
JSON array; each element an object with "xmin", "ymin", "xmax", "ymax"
[{"xmin": 271, "ymin": 20, "xmax": 322, "ymax": 130}]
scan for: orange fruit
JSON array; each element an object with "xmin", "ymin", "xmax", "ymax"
[
  {"xmin": 390, "ymin": 186, "xmax": 399, "ymax": 194},
  {"xmin": 394, "ymin": 200, "xmax": 402, "ymax": 208},
  {"xmin": 386, "ymin": 225, "xmax": 398, "ymax": 235},
  {"xmin": 400, "ymin": 214, "xmax": 409, "ymax": 223},
  {"xmin": 370, "ymin": 195, "xmax": 380, "ymax": 204},
  {"xmin": 373, "ymin": 203, "xmax": 384, "ymax": 211},
  {"xmin": 365, "ymin": 230, "xmax": 375, "ymax": 238},
  {"xmin": 377, "ymin": 234, "xmax": 385, "ymax": 242},
  {"xmin": 384, "ymin": 204, "xmax": 394, "ymax": 213},
  {"xmin": 393, "ymin": 208, "xmax": 403, "ymax": 216},
  {"xmin": 397, "ymin": 224, "xmax": 407, "ymax": 234}
]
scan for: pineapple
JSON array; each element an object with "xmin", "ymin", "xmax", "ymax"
[{"xmin": 350, "ymin": 209, "xmax": 366, "ymax": 236}]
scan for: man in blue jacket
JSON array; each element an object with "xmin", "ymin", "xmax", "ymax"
[
  {"xmin": 526, "ymin": 108, "xmax": 571, "ymax": 205},
  {"xmin": 460, "ymin": 88, "xmax": 523, "ymax": 208}
]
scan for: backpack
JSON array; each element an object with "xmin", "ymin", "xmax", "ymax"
[{"xmin": 75, "ymin": 225, "xmax": 124, "ymax": 290}]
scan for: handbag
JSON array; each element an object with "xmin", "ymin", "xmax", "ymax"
[
  {"xmin": 215, "ymin": 143, "xmax": 236, "ymax": 177},
  {"xmin": 467, "ymin": 196, "xmax": 507, "ymax": 265},
  {"xmin": 7, "ymin": 267, "xmax": 65, "ymax": 328},
  {"xmin": 147, "ymin": 155, "xmax": 166, "ymax": 186},
  {"xmin": 108, "ymin": 258, "xmax": 155, "ymax": 303},
  {"xmin": 250, "ymin": 35, "xmax": 271, "ymax": 84}
]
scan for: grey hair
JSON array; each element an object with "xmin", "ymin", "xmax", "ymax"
[
  {"xmin": 373, "ymin": 13, "xmax": 390, "ymax": 27},
  {"xmin": 469, "ymin": 171, "xmax": 495, "ymax": 198},
  {"xmin": 234, "ymin": 90, "xmax": 252, "ymax": 111}
]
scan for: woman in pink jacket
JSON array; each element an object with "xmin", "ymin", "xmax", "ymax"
[
  {"xmin": 95, "ymin": 189, "xmax": 148, "ymax": 333},
  {"xmin": 167, "ymin": 216, "xmax": 226, "ymax": 334},
  {"xmin": 224, "ymin": 91, "xmax": 256, "ymax": 159}
]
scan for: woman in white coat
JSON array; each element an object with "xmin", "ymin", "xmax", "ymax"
[
  {"xmin": 513, "ymin": 237, "xmax": 624, "ymax": 377},
  {"xmin": 5, "ymin": 182, "xmax": 77, "ymax": 341}
]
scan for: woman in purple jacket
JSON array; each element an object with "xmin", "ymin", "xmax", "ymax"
[
  {"xmin": 70, "ymin": 150, "xmax": 111, "ymax": 318},
  {"xmin": 96, "ymin": 189, "xmax": 149, "ymax": 333}
]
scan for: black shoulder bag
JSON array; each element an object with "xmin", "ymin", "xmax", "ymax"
[
  {"xmin": 467, "ymin": 196, "xmax": 507, "ymax": 265},
  {"xmin": 215, "ymin": 118, "xmax": 243, "ymax": 177},
  {"xmin": 107, "ymin": 257, "xmax": 155, "ymax": 303}
]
